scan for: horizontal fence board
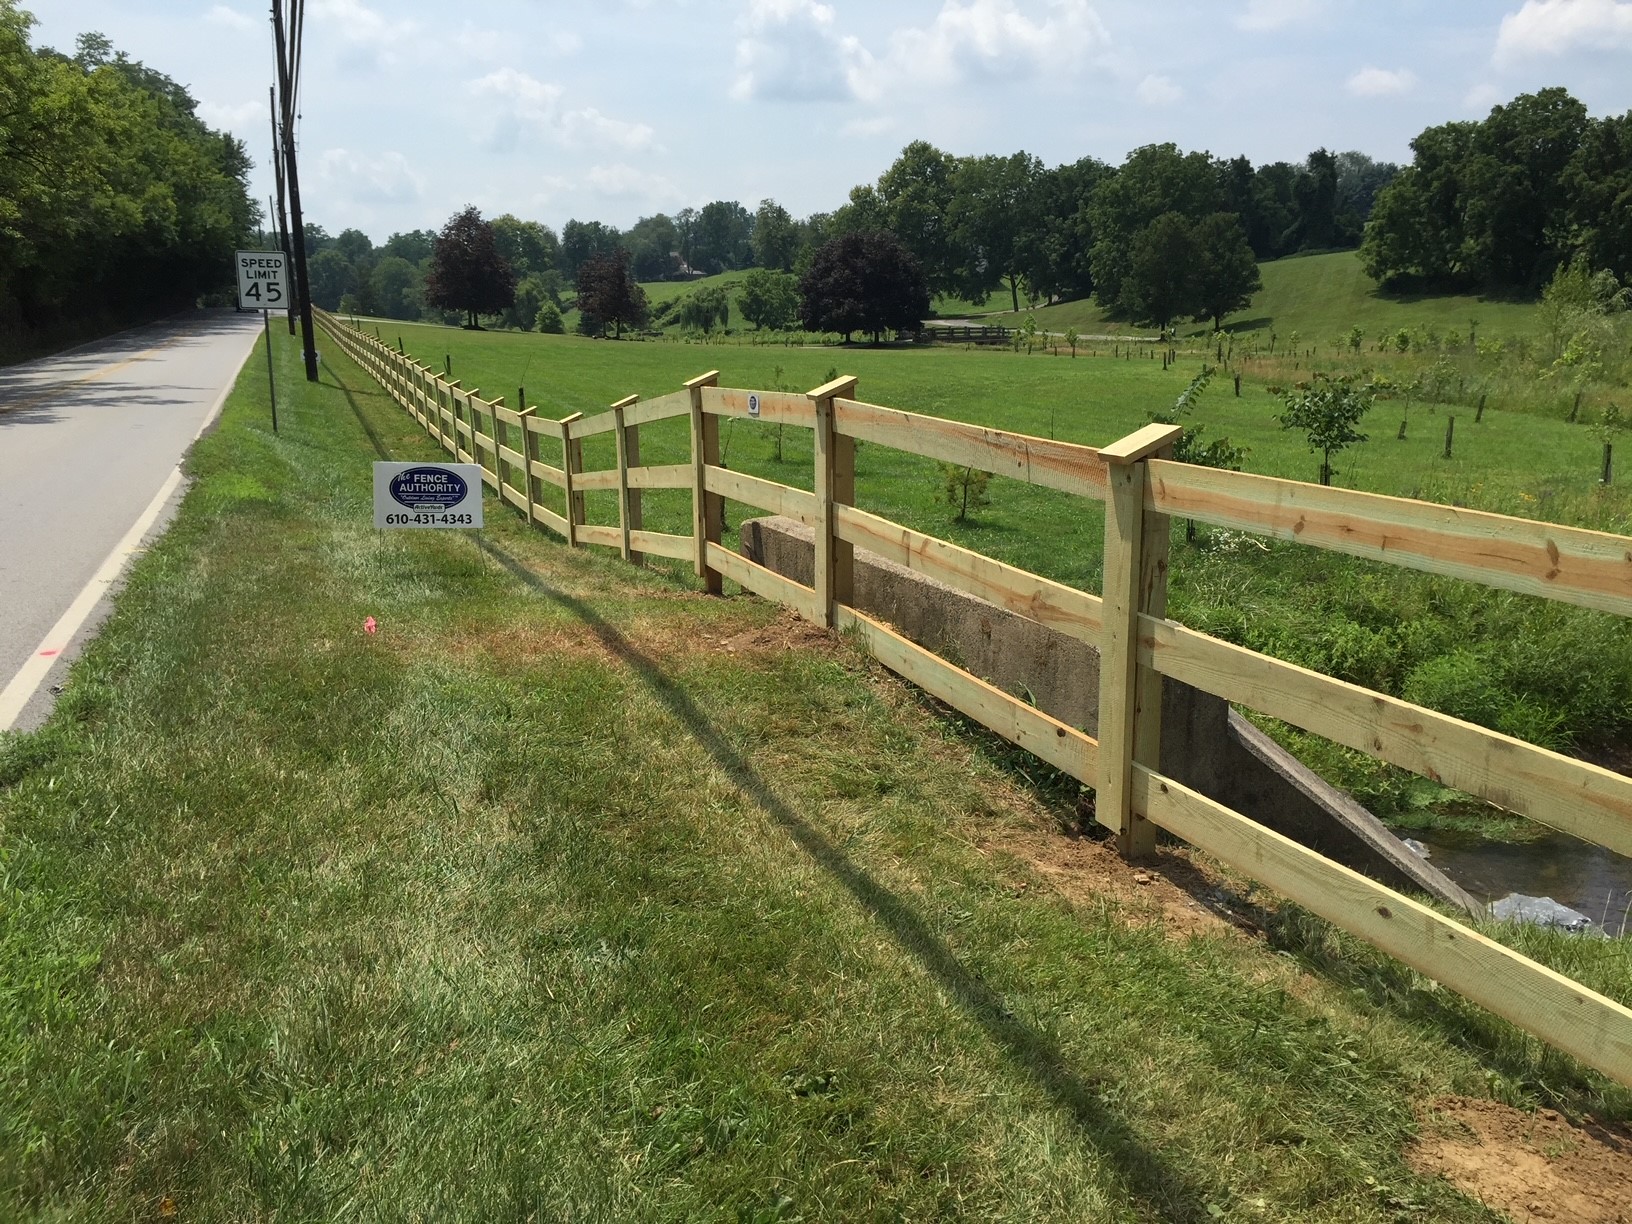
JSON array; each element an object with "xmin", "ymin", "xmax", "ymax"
[
  {"xmin": 576, "ymin": 523, "xmax": 622, "ymax": 549},
  {"xmin": 531, "ymin": 503, "xmax": 568, "ymax": 536},
  {"xmin": 454, "ymin": 419, "xmax": 474, "ymax": 441},
  {"xmin": 1135, "ymin": 766, "xmax": 1632, "ymax": 1089},
  {"xmin": 835, "ymin": 399, "xmax": 1108, "ymax": 500},
  {"xmin": 834, "ymin": 505, "xmax": 1104, "ymax": 644},
  {"xmin": 524, "ymin": 416, "xmax": 568, "ymax": 440},
  {"xmin": 567, "ymin": 410, "xmax": 619, "ymax": 440},
  {"xmin": 627, "ymin": 463, "xmax": 694, "ymax": 491},
  {"xmin": 498, "ymin": 443, "xmax": 525, "ymax": 467},
  {"xmin": 1142, "ymin": 616, "xmax": 1632, "ymax": 859},
  {"xmin": 624, "ymin": 390, "xmax": 692, "ymax": 427},
  {"xmin": 704, "ymin": 466, "xmax": 819, "ymax": 526},
  {"xmin": 501, "ymin": 485, "xmax": 527, "ymax": 512},
  {"xmin": 702, "ymin": 387, "xmax": 816, "ymax": 427},
  {"xmin": 1148, "ymin": 461, "xmax": 1632, "ymax": 619},
  {"xmin": 472, "ymin": 433, "xmax": 497, "ymax": 454},
  {"xmin": 529, "ymin": 459, "xmax": 566, "ymax": 488},
  {"xmin": 706, "ymin": 543, "xmax": 822, "ymax": 622},
  {"xmin": 494, "ymin": 406, "xmax": 524, "ymax": 427},
  {"xmin": 574, "ymin": 469, "xmax": 621, "ymax": 493},
  {"xmin": 628, "ymin": 529, "xmax": 694, "ymax": 561},
  {"xmin": 835, "ymin": 607, "xmax": 1097, "ymax": 782}
]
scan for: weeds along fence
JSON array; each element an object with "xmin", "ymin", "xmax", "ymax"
[{"xmin": 317, "ymin": 309, "xmax": 1632, "ymax": 1088}]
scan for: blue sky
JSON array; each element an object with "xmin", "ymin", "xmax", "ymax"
[{"xmin": 28, "ymin": 0, "xmax": 1632, "ymax": 243}]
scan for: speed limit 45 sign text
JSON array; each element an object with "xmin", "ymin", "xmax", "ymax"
[{"xmin": 236, "ymin": 250, "xmax": 287, "ymax": 309}]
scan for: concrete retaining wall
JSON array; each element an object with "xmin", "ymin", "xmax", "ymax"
[{"xmin": 740, "ymin": 516, "xmax": 1479, "ymax": 912}]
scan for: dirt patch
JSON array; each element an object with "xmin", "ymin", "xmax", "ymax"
[
  {"xmin": 392, "ymin": 605, "xmax": 838, "ymax": 672},
  {"xmin": 713, "ymin": 614, "xmax": 836, "ymax": 657},
  {"xmin": 987, "ymin": 824, "xmax": 1232, "ymax": 939},
  {"xmin": 1409, "ymin": 1095, "xmax": 1632, "ymax": 1222}
]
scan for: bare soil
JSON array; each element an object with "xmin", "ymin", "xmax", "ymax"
[{"xmin": 1409, "ymin": 1095, "xmax": 1632, "ymax": 1222}]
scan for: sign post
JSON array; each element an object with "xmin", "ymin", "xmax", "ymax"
[{"xmin": 236, "ymin": 250, "xmax": 289, "ymax": 433}]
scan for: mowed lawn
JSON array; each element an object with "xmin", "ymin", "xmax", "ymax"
[{"xmin": 5, "ymin": 323, "xmax": 1629, "ymax": 1218}]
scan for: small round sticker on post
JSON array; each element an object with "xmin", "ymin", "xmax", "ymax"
[{"xmin": 748, "ymin": 393, "xmax": 760, "ymax": 418}]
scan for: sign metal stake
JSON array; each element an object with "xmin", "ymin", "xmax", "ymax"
[{"xmin": 263, "ymin": 308, "xmax": 278, "ymax": 433}]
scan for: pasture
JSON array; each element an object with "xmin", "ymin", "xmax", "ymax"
[
  {"xmin": 363, "ymin": 318, "xmax": 1632, "ymax": 833},
  {"xmin": 1, "ymin": 325, "xmax": 1628, "ymax": 1219}
]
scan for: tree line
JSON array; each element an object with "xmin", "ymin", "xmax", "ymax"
[
  {"xmin": 1362, "ymin": 87, "xmax": 1632, "ymax": 295},
  {"xmin": 0, "ymin": 4, "xmax": 258, "ymax": 356},
  {"xmin": 312, "ymin": 139, "xmax": 1394, "ymax": 336}
]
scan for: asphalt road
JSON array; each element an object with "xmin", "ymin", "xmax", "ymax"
[{"xmin": 0, "ymin": 310, "xmax": 264, "ymax": 731}]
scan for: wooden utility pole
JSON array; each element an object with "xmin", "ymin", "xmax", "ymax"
[
  {"xmin": 268, "ymin": 87, "xmax": 295, "ymax": 335},
  {"xmin": 271, "ymin": 0, "xmax": 318, "ymax": 381}
]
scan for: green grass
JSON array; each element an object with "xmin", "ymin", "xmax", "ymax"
[
  {"xmin": 3, "ymin": 321, "xmax": 1630, "ymax": 1217},
  {"xmin": 962, "ymin": 251, "xmax": 1554, "ymax": 345},
  {"xmin": 352, "ymin": 317, "xmax": 1632, "ymax": 838}
]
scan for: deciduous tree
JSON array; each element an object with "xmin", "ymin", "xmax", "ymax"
[
  {"xmin": 738, "ymin": 268, "xmax": 799, "ymax": 330},
  {"xmin": 798, "ymin": 231, "xmax": 929, "ymax": 344},
  {"xmin": 1191, "ymin": 213, "xmax": 1262, "ymax": 330},
  {"xmin": 424, "ymin": 205, "xmax": 516, "ymax": 328},
  {"xmin": 575, "ymin": 247, "xmax": 648, "ymax": 339}
]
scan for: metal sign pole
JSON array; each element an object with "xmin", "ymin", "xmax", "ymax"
[{"xmin": 263, "ymin": 308, "xmax": 279, "ymax": 433}]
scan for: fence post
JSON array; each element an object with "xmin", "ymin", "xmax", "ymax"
[
  {"xmin": 810, "ymin": 375, "xmax": 858, "ymax": 629},
  {"xmin": 560, "ymin": 412, "xmax": 585, "ymax": 548},
  {"xmin": 611, "ymin": 394, "xmax": 638, "ymax": 563},
  {"xmin": 686, "ymin": 371, "xmax": 722, "ymax": 593},
  {"xmin": 447, "ymin": 381, "xmax": 465, "ymax": 460},
  {"xmin": 516, "ymin": 406, "xmax": 537, "ymax": 522},
  {"xmin": 484, "ymin": 397, "xmax": 503, "ymax": 489},
  {"xmin": 1097, "ymin": 422, "xmax": 1183, "ymax": 860}
]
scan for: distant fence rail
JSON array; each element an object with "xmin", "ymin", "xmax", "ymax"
[{"xmin": 318, "ymin": 309, "xmax": 1632, "ymax": 1089}]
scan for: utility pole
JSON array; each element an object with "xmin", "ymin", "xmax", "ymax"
[
  {"xmin": 268, "ymin": 86, "xmax": 295, "ymax": 335},
  {"xmin": 271, "ymin": 0, "xmax": 318, "ymax": 381}
]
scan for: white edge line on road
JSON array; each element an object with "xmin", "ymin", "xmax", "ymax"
[{"xmin": 0, "ymin": 326, "xmax": 261, "ymax": 732}]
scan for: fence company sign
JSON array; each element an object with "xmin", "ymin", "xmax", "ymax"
[{"xmin": 372, "ymin": 462, "xmax": 485, "ymax": 528}]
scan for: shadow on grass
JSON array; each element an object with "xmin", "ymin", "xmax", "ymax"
[{"xmin": 474, "ymin": 534, "xmax": 1219, "ymax": 1222}]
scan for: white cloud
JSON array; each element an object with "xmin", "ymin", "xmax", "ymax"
[
  {"xmin": 1345, "ymin": 65, "xmax": 1415, "ymax": 96},
  {"xmin": 196, "ymin": 98, "xmax": 264, "ymax": 134},
  {"xmin": 1235, "ymin": 0, "xmax": 1320, "ymax": 31},
  {"xmin": 842, "ymin": 115, "xmax": 895, "ymax": 137},
  {"xmin": 311, "ymin": 0, "xmax": 417, "ymax": 46},
  {"xmin": 454, "ymin": 23, "xmax": 577, "ymax": 60},
  {"xmin": 203, "ymin": 5, "xmax": 256, "ymax": 32},
  {"xmin": 732, "ymin": 0, "xmax": 874, "ymax": 102},
  {"xmin": 471, "ymin": 68, "xmax": 655, "ymax": 151},
  {"xmin": 885, "ymin": 0, "xmax": 1110, "ymax": 88},
  {"xmin": 317, "ymin": 149, "xmax": 425, "ymax": 204},
  {"xmin": 1135, "ymin": 73, "xmax": 1184, "ymax": 106},
  {"xmin": 585, "ymin": 163, "xmax": 682, "ymax": 203},
  {"xmin": 1494, "ymin": 0, "xmax": 1632, "ymax": 63}
]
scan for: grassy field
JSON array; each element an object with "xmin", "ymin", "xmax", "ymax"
[
  {"xmin": 3, "ymin": 313, "xmax": 1630, "ymax": 1218},
  {"xmin": 950, "ymin": 251, "xmax": 1553, "ymax": 344},
  {"xmin": 628, "ymin": 251, "xmax": 1556, "ymax": 348},
  {"xmin": 356, "ymin": 317, "xmax": 1632, "ymax": 828}
]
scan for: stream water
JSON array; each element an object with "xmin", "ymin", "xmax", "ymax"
[{"xmin": 1410, "ymin": 829, "xmax": 1632, "ymax": 936}]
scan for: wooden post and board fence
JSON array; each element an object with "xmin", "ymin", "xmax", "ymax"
[{"xmin": 317, "ymin": 308, "xmax": 1632, "ymax": 1090}]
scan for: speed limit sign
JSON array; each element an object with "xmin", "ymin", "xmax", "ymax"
[{"xmin": 236, "ymin": 250, "xmax": 288, "ymax": 309}]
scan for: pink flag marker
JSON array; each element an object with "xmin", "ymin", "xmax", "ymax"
[{"xmin": 363, "ymin": 616, "xmax": 378, "ymax": 635}]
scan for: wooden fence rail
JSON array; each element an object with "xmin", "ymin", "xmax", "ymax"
[{"xmin": 318, "ymin": 309, "xmax": 1632, "ymax": 1089}]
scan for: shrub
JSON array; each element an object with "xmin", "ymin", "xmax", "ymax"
[{"xmin": 535, "ymin": 301, "xmax": 565, "ymax": 334}]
